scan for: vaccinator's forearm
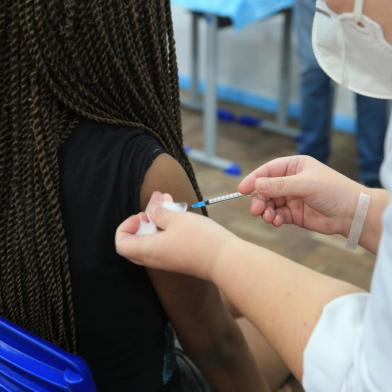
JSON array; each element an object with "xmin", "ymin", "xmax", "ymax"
[{"xmin": 212, "ymin": 239, "xmax": 363, "ymax": 380}]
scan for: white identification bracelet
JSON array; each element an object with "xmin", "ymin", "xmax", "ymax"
[{"xmin": 346, "ymin": 192, "xmax": 371, "ymax": 250}]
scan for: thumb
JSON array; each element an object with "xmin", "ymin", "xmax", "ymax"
[
  {"xmin": 256, "ymin": 174, "xmax": 310, "ymax": 198},
  {"xmin": 149, "ymin": 205, "xmax": 177, "ymax": 230}
]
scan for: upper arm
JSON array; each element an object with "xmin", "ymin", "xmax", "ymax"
[
  {"xmin": 140, "ymin": 154, "xmax": 234, "ymax": 349},
  {"xmin": 140, "ymin": 153, "xmax": 199, "ymax": 213}
]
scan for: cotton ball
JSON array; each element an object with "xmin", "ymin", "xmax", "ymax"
[
  {"xmin": 136, "ymin": 202, "xmax": 188, "ymax": 237},
  {"xmin": 162, "ymin": 201, "xmax": 188, "ymax": 212},
  {"xmin": 136, "ymin": 219, "xmax": 158, "ymax": 236}
]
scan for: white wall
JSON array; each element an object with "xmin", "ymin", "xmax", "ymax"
[{"xmin": 172, "ymin": 6, "xmax": 355, "ymax": 125}]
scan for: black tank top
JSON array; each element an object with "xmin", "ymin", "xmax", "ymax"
[{"xmin": 59, "ymin": 121, "xmax": 173, "ymax": 391}]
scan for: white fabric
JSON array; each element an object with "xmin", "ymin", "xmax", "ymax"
[
  {"xmin": 302, "ymin": 114, "xmax": 392, "ymax": 391},
  {"xmin": 312, "ymin": 0, "xmax": 392, "ymax": 99}
]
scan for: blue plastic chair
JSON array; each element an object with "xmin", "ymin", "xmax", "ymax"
[{"xmin": 0, "ymin": 317, "xmax": 96, "ymax": 391}]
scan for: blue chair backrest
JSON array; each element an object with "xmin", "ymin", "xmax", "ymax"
[{"xmin": 0, "ymin": 317, "xmax": 96, "ymax": 392}]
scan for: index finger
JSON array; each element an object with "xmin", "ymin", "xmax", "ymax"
[{"xmin": 238, "ymin": 156, "xmax": 298, "ymax": 194}]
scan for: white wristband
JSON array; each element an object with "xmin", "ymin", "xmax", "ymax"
[{"xmin": 346, "ymin": 192, "xmax": 371, "ymax": 250}]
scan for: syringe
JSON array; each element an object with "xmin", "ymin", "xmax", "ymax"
[{"xmin": 191, "ymin": 192, "xmax": 249, "ymax": 209}]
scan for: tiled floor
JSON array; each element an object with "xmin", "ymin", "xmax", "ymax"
[{"xmin": 182, "ymin": 104, "xmax": 375, "ymax": 292}]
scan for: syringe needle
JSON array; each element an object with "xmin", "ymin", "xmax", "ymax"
[{"xmin": 191, "ymin": 192, "xmax": 251, "ymax": 209}]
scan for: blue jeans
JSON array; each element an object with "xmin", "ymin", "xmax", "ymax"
[{"xmin": 294, "ymin": 0, "xmax": 389, "ymax": 186}]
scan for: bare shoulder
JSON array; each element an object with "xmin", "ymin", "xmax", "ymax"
[{"xmin": 140, "ymin": 153, "xmax": 200, "ymax": 211}]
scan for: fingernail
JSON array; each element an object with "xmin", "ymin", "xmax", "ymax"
[
  {"xmin": 150, "ymin": 191, "xmax": 163, "ymax": 203},
  {"xmin": 163, "ymin": 193, "xmax": 172, "ymax": 202}
]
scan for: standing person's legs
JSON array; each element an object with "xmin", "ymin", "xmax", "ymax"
[
  {"xmin": 295, "ymin": 0, "xmax": 333, "ymax": 163},
  {"xmin": 356, "ymin": 95, "xmax": 389, "ymax": 188}
]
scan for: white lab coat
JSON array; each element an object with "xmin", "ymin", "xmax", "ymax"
[{"xmin": 302, "ymin": 117, "xmax": 392, "ymax": 392}]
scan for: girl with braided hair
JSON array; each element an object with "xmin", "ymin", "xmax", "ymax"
[{"xmin": 0, "ymin": 0, "xmax": 269, "ymax": 390}]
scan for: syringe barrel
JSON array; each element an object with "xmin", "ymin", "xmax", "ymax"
[{"xmin": 207, "ymin": 192, "xmax": 244, "ymax": 205}]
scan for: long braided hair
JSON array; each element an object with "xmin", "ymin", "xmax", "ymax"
[{"xmin": 0, "ymin": 0, "xmax": 202, "ymax": 352}]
